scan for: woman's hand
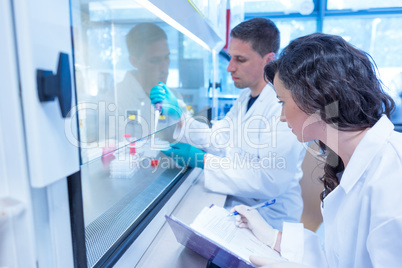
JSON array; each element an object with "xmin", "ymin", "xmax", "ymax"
[{"xmin": 231, "ymin": 205, "xmax": 279, "ymax": 249}]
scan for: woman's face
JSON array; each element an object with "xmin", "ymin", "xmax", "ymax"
[{"xmin": 273, "ymin": 74, "xmax": 323, "ymax": 142}]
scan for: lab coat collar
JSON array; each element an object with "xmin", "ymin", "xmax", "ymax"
[
  {"xmin": 241, "ymin": 83, "xmax": 276, "ymax": 121},
  {"xmin": 257, "ymin": 83, "xmax": 276, "ymax": 103},
  {"xmin": 340, "ymin": 115, "xmax": 394, "ymax": 193}
]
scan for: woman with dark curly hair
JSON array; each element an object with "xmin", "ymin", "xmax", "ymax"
[{"xmin": 232, "ymin": 33, "xmax": 402, "ymax": 267}]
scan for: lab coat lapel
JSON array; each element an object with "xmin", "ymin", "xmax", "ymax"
[
  {"xmin": 241, "ymin": 85, "xmax": 270, "ymax": 122},
  {"xmin": 117, "ymin": 71, "xmax": 156, "ymax": 129},
  {"xmin": 240, "ymin": 90, "xmax": 252, "ymax": 122},
  {"xmin": 118, "ymin": 71, "xmax": 148, "ymax": 104},
  {"xmin": 340, "ymin": 115, "xmax": 394, "ymax": 194},
  {"xmin": 241, "ymin": 84, "xmax": 273, "ymax": 123}
]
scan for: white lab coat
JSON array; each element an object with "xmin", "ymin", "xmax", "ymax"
[
  {"xmin": 175, "ymin": 84, "xmax": 306, "ymax": 230},
  {"xmin": 101, "ymin": 70, "xmax": 186, "ymax": 141},
  {"xmin": 281, "ymin": 115, "xmax": 402, "ymax": 267},
  {"xmin": 115, "ymin": 70, "xmax": 181, "ymax": 138}
]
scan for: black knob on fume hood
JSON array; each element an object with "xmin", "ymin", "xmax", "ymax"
[{"xmin": 37, "ymin": 52, "xmax": 72, "ymax": 118}]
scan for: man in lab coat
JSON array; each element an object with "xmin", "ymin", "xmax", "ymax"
[
  {"xmin": 151, "ymin": 18, "xmax": 306, "ymax": 231},
  {"xmin": 107, "ymin": 23, "xmax": 186, "ymax": 141}
]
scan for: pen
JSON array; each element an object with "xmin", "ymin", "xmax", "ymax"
[{"xmin": 227, "ymin": 199, "xmax": 276, "ymax": 216}]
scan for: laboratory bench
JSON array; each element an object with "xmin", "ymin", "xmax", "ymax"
[{"xmin": 135, "ymin": 171, "xmax": 226, "ymax": 267}]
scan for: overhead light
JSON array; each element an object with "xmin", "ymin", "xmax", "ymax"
[{"xmin": 136, "ymin": 0, "xmax": 211, "ymax": 51}]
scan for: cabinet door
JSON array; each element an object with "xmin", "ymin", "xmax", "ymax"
[{"xmin": 13, "ymin": 0, "xmax": 79, "ymax": 188}]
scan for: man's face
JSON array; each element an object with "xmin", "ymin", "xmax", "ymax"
[
  {"xmin": 226, "ymin": 38, "xmax": 269, "ymax": 92},
  {"xmin": 132, "ymin": 39, "xmax": 170, "ymax": 89}
]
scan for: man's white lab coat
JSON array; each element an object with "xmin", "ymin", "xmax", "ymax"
[
  {"xmin": 115, "ymin": 70, "xmax": 180, "ymax": 139},
  {"xmin": 281, "ymin": 115, "xmax": 402, "ymax": 267},
  {"xmin": 105, "ymin": 70, "xmax": 187, "ymax": 143},
  {"xmin": 175, "ymin": 83, "xmax": 306, "ymax": 230}
]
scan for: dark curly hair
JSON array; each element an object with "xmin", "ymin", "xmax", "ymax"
[{"xmin": 265, "ymin": 33, "xmax": 395, "ymax": 201}]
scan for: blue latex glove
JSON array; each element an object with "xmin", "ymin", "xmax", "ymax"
[
  {"xmin": 162, "ymin": 143, "xmax": 205, "ymax": 169},
  {"xmin": 150, "ymin": 82, "xmax": 182, "ymax": 120}
]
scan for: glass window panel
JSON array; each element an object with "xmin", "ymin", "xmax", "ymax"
[
  {"xmin": 80, "ymin": 125, "xmax": 185, "ymax": 267},
  {"xmin": 327, "ymin": 0, "xmax": 402, "ymax": 10},
  {"xmin": 324, "ymin": 16, "xmax": 402, "ymax": 124},
  {"xmin": 72, "ymin": 1, "xmax": 212, "ymax": 163},
  {"xmin": 179, "ymin": 34, "xmax": 213, "ymax": 118},
  {"xmin": 272, "ymin": 19, "xmax": 317, "ymax": 50},
  {"xmin": 216, "ymin": 53, "xmax": 237, "ymax": 119},
  {"xmin": 244, "ymin": 0, "xmax": 315, "ymax": 15},
  {"xmin": 71, "ymin": 0, "xmax": 216, "ymax": 266}
]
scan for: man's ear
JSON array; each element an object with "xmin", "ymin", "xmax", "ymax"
[
  {"xmin": 129, "ymin": 55, "xmax": 139, "ymax": 68},
  {"xmin": 265, "ymin": 52, "xmax": 276, "ymax": 64}
]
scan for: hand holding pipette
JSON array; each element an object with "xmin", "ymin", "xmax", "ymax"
[
  {"xmin": 153, "ymin": 90, "xmax": 164, "ymax": 133},
  {"xmin": 150, "ymin": 82, "xmax": 182, "ymax": 120}
]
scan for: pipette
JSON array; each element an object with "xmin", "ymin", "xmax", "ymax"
[
  {"xmin": 153, "ymin": 83, "xmax": 165, "ymax": 133},
  {"xmin": 154, "ymin": 102, "xmax": 162, "ymax": 133}
]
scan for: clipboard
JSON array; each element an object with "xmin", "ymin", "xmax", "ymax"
[{"xmin": 165, "ymin": 214, "xmax": 256, "ymax": 268}]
